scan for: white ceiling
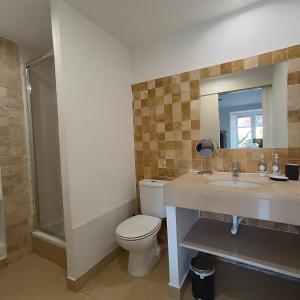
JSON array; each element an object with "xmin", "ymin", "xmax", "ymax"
[
  {"xmin": 65, "ymin": 0, "xmax": 268, "ymax": 47},
  {"xmin": 0, "ymin": 0, "xmax": 268, "ymax": 54},
  {"xmin": 0, "ymin": 0, "xmax": 52, "ymax": 54}
]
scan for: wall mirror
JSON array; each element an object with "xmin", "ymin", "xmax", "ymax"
[{"xmin": 200, "ymin": 62, "xmax": 288, "ymax": 149}]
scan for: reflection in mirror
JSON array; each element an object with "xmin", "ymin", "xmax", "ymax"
[
  {"xmin": 219, "ymin": 88, "xmax": 263, "ymax": 148},
  {"xmin": 200, "ymin": 63, "xmax": 288, "ymax": 149}
]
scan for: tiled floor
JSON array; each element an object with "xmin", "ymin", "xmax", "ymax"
[
  {"xmin": 0, "ymin": 251, "xmax": 224, "ymax": 300},
  {"xmin": 0, "ymin": 251, "xmax": 187, "ymax": 300},
  {"xmin": 81, "ymin": 250, "xmax": 194, "ymax": 300},
  {"xmin": 0, "ymin": 251, "xmax": 300, "ymax": 299},
  {"xmin": 0, "ymin": 254, "xmax": 85, "ymax": 300}
]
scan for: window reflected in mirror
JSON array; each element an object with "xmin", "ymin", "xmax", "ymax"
[
  {"xmin": 200, "ymin": 62, "xmax": 288, "ymax": 149},
  {"xmin": 219, "ymin": 88, "xmax": 263, "ymax": 148}
]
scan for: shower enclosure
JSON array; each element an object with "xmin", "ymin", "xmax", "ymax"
[{"xmin": 26, "ymin": 52, "xmax": 65, "ymax": 240}]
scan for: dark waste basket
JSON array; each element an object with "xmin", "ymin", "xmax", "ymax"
[{"xmin": 191, "ymin": 254, "xmax": 215, "ymax": 300}]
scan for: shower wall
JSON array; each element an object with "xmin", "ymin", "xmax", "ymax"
[
  {"xmin": 0, "ymin": 36, "xmax": 34, "ymax": 261},
  {"xmin": 28, "ymin": 56, "xmax": 64, "ymax": 239}
]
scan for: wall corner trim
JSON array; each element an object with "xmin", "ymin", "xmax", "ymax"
[{"xmin": 66, "ymin": 247, "xmax": 124, "ymax": 292}]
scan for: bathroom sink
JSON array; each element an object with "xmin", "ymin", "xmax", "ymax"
[{"xmin": 209, "ymin": 180, "xmax": 261, "ymax": 189}]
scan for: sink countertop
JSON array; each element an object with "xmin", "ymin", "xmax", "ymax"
[{"xmin": 164, "ymin": 172, "xmax": 300, "ymax": 226}]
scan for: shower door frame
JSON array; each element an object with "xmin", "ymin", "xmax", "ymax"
[{"xmin": 25, "ymin": 50, "xmax": 64, "ymax": 240}]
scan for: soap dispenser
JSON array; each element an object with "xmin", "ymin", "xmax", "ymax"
[
  {"xmin": 258, "ymin": 154, "xmax": 267, "ymax": 176},
  {"xmin": 272, "ymin": 154, "xmax": 280, "ymax": 175}
]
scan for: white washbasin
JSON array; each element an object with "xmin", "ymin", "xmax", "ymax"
[{"xmin": 209, "ymin": 180, "xmax": 261, "ymax": 188}]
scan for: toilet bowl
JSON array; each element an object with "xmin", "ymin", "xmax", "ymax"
[
  {"xmin": 116, "ymin": 215, "xmax": 162, "ymax": 277},
  {"xmin": 116, "ymin": 179, "xmax": 168, "ymax": 277}
]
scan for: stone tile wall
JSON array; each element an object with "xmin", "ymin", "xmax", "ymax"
[
  {"xmin": 0, "ymin": 37, "xmax": 34, "ymax": 261},
  {"xmin": 132, "ymin": 45, "xmax": 300, "ymax": 233},
  {"xmin": 288, "ymin": 58, "xmax": 300, "ymax": 148}
]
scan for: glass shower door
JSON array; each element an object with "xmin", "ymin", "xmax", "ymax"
[{"xmin": 27, "ymin": 55, "xmax": 65, "ymax": 239}]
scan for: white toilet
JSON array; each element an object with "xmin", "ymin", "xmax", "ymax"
[{"xmin": 115, "ymin": 179, "xmax": 167, "ymax": 277}]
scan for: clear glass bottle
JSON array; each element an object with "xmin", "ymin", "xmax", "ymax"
[
  {"xmin": 258, "ymin": 153, "xmax": 267, "ymax": 176},
  {"xmin": 272, "ymin": 154, "xmax": 280, "ymax": 175}
]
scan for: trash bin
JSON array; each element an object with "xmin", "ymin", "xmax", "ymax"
[{"xmin": 191, "ymin": 254, "xmax": 215, "ymax": 300}]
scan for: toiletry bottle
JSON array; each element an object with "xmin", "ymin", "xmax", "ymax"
[
  {"xmin": 258, "ymin": 154, "xmax": 267, "ymax": 176},
  {"xmin": 272, "ymin": 154, "xmax": 280, "ymax": 175}
]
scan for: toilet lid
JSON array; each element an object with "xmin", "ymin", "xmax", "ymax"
[{"xmin": 116, "ymin": 215, "xmax": 161, "ymax": 240}]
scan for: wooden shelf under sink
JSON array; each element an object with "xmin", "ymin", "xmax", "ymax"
[{"xmin": 180, "ymin": 218, "xmax": 300, "ymax": 279}]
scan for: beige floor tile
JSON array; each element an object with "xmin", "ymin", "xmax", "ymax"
[
  {"xmin": 82, "ymin": 253, "xmax": 144, "ymax": 299},
  {"xmin": 25, "ymin": 253, "xmax": 67, "ymax": 279},
  {"xmin": 0, "ymin": 249, "xmax": 299, "ymax": 300},
  {"xmin": 81, "ymin": 295, "xmax": 98, "ymax": 300},
  {"xmin": 83, "ymin": 251, "xmax": 188, "ymax": 300},
  {"xmin": 0, "ymin": 253, "xmax": 85, "ymax": 300}
]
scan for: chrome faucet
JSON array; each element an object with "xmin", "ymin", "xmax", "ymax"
[{"xmin": 232, "ymin": 160, "xmax": 240, "ymax": 177}]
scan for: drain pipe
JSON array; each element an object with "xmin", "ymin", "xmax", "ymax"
[{"xmin": 231, "ymin": 216, "xmax": 244, "ymax": 235}]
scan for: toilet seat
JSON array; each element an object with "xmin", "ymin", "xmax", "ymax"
[{"xmin": 116, "ymin": 215, "xmax": 161, "ymax": 241}]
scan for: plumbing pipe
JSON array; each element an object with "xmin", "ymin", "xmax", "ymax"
[{"xmin": 231, "ymin": 216, "xmax": 244, "ymax": 235}]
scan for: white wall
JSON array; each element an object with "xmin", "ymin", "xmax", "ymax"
[
  {"xmin": 200, "ymin": 94, "xmax": 220, "ymax": 144},
  {"xmin": 50, "ymin": 0, "xmax": 136, "ymax": 279},
  {"xmin": 132, "ymin": 0, "xmax": 300, "ymax": 83},
  {"xmin": 220, "ymin": 89, "xmax": 262, "ymax": 108}
]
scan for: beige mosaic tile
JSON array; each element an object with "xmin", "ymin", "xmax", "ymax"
[
  {"xmin": 272, "ymin": 48, "xmax": 288, "ymax": 64},
  {"xmin": 288, "ymin": 58, "xmax": 300, "ymax": 73},
  {"xmin": 208, "ymin": 65, "xmax": 221, "ymax": 77},
  {"xmin": 288, "ymin": 45, "xmax": 300, "ymax": 60},
  {"xmin": 288, "ymin": 123, "xmax": 300, "ymax": 147},
  {"xmin": 258, "ymin": 52, "xmax": 272, "ymax": 66},
  {"xmin": 231, "ymin": 59, "xmax": 244, "ymax": 72},
  {"xmin": 288, "ymin": 85, "xmax": 300, "ymax": 110},
  {"xmin": 132, "ymin": 44, "xmax": 300, "ymax": 233},
  {"xmin": 288, "ymin": 71, "xmax": 300, "ymax": 85},
  {"xmin": 244, "ymin": 56, "xmax": 258, "ymax": 69}
]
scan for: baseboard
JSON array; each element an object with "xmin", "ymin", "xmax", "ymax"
[
  {"xmin": 168, "ymin": 271, "xmax": 190, "ymax": 300},
  {"xmin": 32, "ymin": 236, "xmax": 67, "ymax": 268},
  {"xmin": 0, "ymin": 257, "xmax": 8, "ymax": 270},
  {"xmin": 67, "ymin": 247, "xmax": 124, "ymax": 292}
]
